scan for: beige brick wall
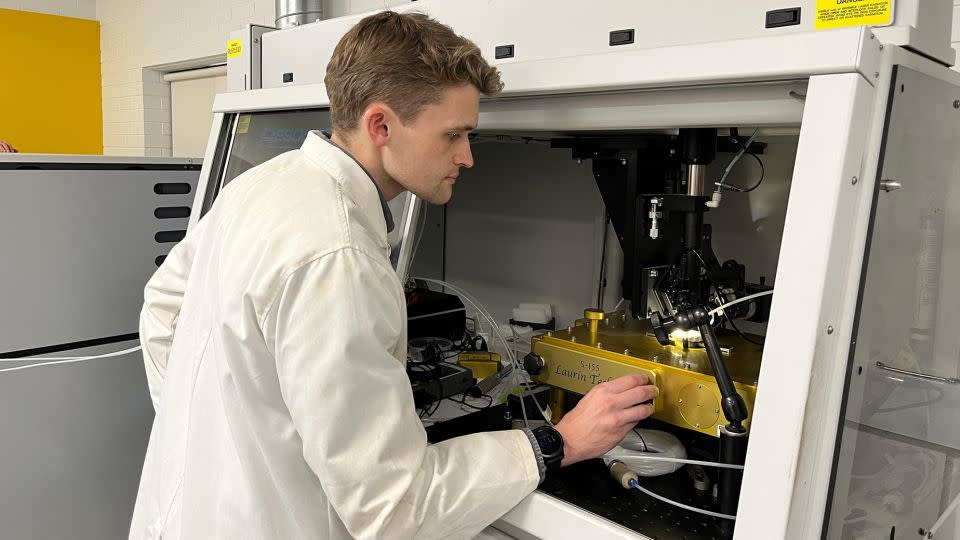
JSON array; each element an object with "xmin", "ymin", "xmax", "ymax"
[
  {"xmin": 0, "ymin": 0, "xmax": 96, "ymax": 20},
  {"xmin": 97, "ymin": 0, "xmax": 275, "ymax": 156}
]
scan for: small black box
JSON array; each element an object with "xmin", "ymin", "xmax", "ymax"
[{"xmin": 766, "ymin": 7, "xmax": 801, "ymax": 28}]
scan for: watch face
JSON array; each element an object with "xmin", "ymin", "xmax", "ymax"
[{"xmin": 535, "ymin": 426, "xmax": 563, "ymax": 458}]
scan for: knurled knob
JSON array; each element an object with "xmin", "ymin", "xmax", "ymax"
[{"xmin": 523, "ymin": 352, "xmax": 545, "ymax": 376}]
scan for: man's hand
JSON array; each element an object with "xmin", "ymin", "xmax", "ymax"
[
  {"xmin": 554, "ymin": 374, "xmax": 658, "ymax": 467},
  {"xmin": 0, "ymin": 141, "xmax": 18, "ymax": 153}
]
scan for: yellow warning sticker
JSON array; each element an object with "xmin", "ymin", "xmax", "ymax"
[
  {"xmin": 237, "ymin": 115, "xmax": 251, "ymax": 134},
  {"xmin": 227, "ymin": 39, "xmax": 243, "ymax": 58},
  {"xmin": 816, "ymin": 0, "xmax": 893, "ymax": 30}
]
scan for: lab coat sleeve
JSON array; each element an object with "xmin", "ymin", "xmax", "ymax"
[
  {"xmin": 138, "ymin": 220, "xmax": 202, "ymax": 410},
  {"xmin": 265, "ymin": 247, "xmax": 540, "ymax": 540}
]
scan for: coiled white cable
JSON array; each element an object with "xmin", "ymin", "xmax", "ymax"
[
  {"xmin": 603, "ymin": 429, "xmax": 746, "ymax": 476},
  {"xmin": 603, "ymin": 429, "xmax": 687, "ymax": 476}
]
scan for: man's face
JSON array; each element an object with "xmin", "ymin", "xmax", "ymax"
[{"xmin": 381, "ymin": 84, "xmax": 479, "ymax": 205}]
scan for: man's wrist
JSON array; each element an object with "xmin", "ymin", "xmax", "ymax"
[
  {"xmin": 554, "ymin": 422, "xmax": 579, "ymax": 467},
  {"xmin": 521, "ymin": 428, "xmax": 547, "ymax": 483}
]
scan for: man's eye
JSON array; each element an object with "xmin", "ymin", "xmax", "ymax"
[{"xmin": 448, "ymin": 132, "xmax": 461, "ymax": 140}]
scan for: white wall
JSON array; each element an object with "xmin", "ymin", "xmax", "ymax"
[
  {"xmin": 97, "ymin": 0, "xmax": 275, "ymax": 156},
  {"xmin": 0, "ymin": 0, "xmax": 96, "ymax": 19},
  {"xmin": 953, "ymin": 0, "xmax": 960, "ymax": 69},
  {"xmin": 95, "ymin": 0, "xmax": 411, "ymax": 157}
]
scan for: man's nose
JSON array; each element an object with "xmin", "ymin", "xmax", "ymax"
[{"xmin": 454, "ymin": 138, "xmax": 474, "ymax": 169}]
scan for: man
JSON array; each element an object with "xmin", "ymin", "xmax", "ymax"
[{"xmin": 131, "ymin": 11, "xmax": 658, "ymax": 540}]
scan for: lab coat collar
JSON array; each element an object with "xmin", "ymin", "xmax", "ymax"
[{"xmin": 301, "ymin": 130, "xmax": 395, "ymax": 234}]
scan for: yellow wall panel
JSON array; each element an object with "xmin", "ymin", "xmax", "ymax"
[{"xmin": 0, "ymin": 9, "xmax": 103, "ymax": 154}]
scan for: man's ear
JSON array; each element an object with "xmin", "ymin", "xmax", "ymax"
[{"xmin": 361, "ymin": 103, "xmax": 397, "ymax": 148}]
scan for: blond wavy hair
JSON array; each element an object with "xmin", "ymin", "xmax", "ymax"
[{"xmin": 325, "ymin": 11, "xmax": 503, "ymax": 134}]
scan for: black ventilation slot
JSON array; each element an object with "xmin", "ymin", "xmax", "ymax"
[
  {"xmin": 609, "ymin": 29, "xmax": 635, "ymax": 46},
  {"xmin": 155, "ymin": 230, "xmax": 186, "ymax": 243},
  {"xmin": 154, "ymin": 206, "xmax": 191, "ymax": 219},
  {"xmin": 495, "ymin": 44, "xmax": 515, "ymax": 59},
  {"xmin": 154, "ymin": 183, "xmax": 191, "ymax": 195},
  {"xmin": 155, "ymin": 255, "xmax": 167, "ymax": 266}
]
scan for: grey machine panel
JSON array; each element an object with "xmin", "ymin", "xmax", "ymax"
[
  {"xmin": 0, "ymin": 158, "xmax": 200, "ymax": 540},
  {"xmin": 825, "ymin": 66, "xmax": 960, "ymax": 539}
]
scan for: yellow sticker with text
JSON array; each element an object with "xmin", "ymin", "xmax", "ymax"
[
  {"xmin": 816, "ymin": 0, "xmax": 893, "ymax": 30},
  {"xmin": 227, "ymin": 39, "xmax": 243, "ymax": 58},
  {"xmin": 237, "ymin": 115, "xmax": 251, "ymax": 134}
]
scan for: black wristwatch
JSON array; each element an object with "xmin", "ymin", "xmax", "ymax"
[{"xmin": 532, "ymin": 425, "xmax": 564, "ymax": 473}]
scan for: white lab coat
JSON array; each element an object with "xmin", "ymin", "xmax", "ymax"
[{"xmin": 130, "ymin": 131, "xmax": 540, "ymax": 539}]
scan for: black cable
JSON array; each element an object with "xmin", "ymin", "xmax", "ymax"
[
  {"xmin": 680, "ymin": 248, "xmax": 765, "ymax": 347},
  {"xmin": 724, "ymin": 316, "xmax": 765, "ymax": 347},
  {"xmin": 451, "ymin": 393, "xmax": 494, "ymax": 411},
  {"xmin": 736, "ymin": 152, "xmax": 765, "ymax": 193},
  {"xmin": 632, "ymin": 427, "xmax": 649, "ymax": 452},
  {"xmin": 680, "ymin": 248, "xmax": 724, "ymax": 324},
  {"xmin": 718, "ymin": 134, "xmax": 766, "ymax": 193}
]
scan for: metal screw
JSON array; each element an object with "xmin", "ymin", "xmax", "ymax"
[
  {"xmin": 620, "ymin": 158, "xmax": 628, "ymax": 166},
  {"xmin": 715, "ymin": 409, "xmax": 720, "ymax": 414},
  {"xmin": 576, "ymin": 158, "xmax": 583, "ymax": 164},
  {"xmin": 697, "ymin": 384, "xmax": 703, "ymax": 389},
  {"xmin": 954, "ymin": 100, "xmax": 960, "ymax": 109},
  {"xmin": 679, "ymin": 398, "xmax": 684, "ymax": 403},
  {"xmin": 827, "ymin": 326, "xmax": 834, "ymax": 335},
  {"xmin": 851, "ymin": 176, "xmax": 858, "ymax": 185},
  {"xmin": 870, "ymin": 34, "xmax": 875, "ymax": 40},
  {"xmin": 879, "ymin": 44, "xmax": 883, "ymax": 50},
  {"xmin": 596, "ymin": 342, "xmax": 603, "ymax": 349},
  {"xmin": 880, "ymin": 179, "xmax": 902, "ymax": 192},
  {"xmin": 570, "ymin": 336, "xmax": 577, "ymax": 343},
  {"xmin": 874, "ymin": 72, "xmax": 880, "ymax": 78},
  {"xmin": 695, "ymin": 423, "xmax": 701, "ymax": 428},
  {"xmin": 546, "ymin": 331, "xmax": 553, "ymax": 337},
  {"xmin": 624, "ymin": 348, "xmax": 631, "ymax": 355},
  {"xmin": 254, "ymin": 38, "xmax": 260, "ymax": 44}
]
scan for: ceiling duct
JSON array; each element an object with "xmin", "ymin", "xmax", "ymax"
[{"xmin": 276, "ymin": 0, "xmax": 323, "ymax": 29}]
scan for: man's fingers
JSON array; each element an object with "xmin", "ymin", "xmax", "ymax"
[
  {"xmin": 601, "ymin": 373, "xmax": 650, "ymax": 394},
  {"xmin": 611, "ymin": 383, "xmax": 659, "ymax": 409},
  {"xmin": 618, "ymin": 402, "xmax": 656, "ymax": 425}
]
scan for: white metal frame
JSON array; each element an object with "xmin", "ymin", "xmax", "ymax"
[{"xmin": 192, "ymin": 1, "xmax": 960, "ymax": 536}]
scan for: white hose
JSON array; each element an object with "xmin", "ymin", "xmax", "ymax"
[
  {"xmin": 615, "ymin": 453, "xmax": 745, "ymax": 470},
  {"xmin": 0, "ymin": 345, "xmax": 142, "ymax": 374},
  {"xmin": 709, "ymin": 289, "xmax": 774, "ymax": 318},
  {"xmin": 630, "ymin": 479, "xmax": 736, "ymax": 521},
  {"xmin": 413, "ymin": 277, "xmax": 550, "ymax": 427}
]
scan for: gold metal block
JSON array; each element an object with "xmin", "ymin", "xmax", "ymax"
[
  {"xmin": 457, "ymin": 352, "xmax": 501, "ymax": 379},
  {"xmin": 530, "ymin": 312, "xmax": 761, "ymax": 438}
]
